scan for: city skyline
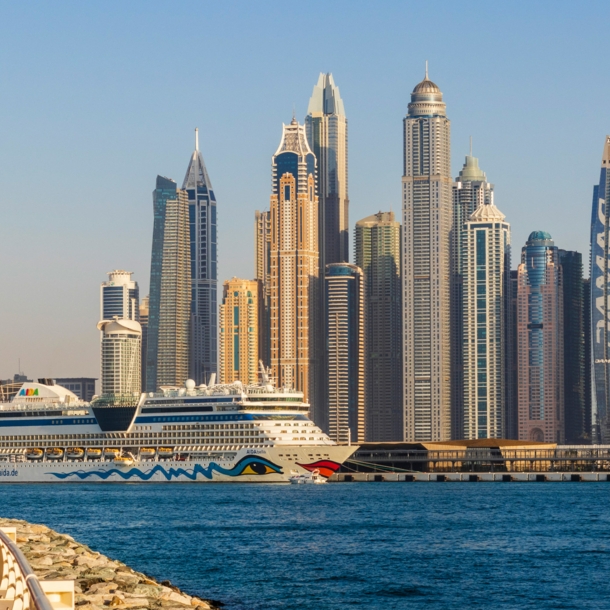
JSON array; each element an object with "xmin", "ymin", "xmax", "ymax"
[{"xmin": 1, "ymin": 2, "xmax": 608, "ymax": 382}]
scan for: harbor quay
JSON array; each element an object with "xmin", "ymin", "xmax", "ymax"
[
  {"xmin": 333, "ymin": 439, "xmax": 610, "ymax": 481},
  {"xmin": 0, "ymin": 518, "xmax": 220, "ymax": 610}
]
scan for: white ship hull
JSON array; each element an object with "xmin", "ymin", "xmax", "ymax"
[{"xmin": 0, "ymin": 445, "xmax": 356, "ymax": 483}]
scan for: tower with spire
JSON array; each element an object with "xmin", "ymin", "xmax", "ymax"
[
  {"xmin": 450, "ymin": 149, "xmax": 495, "ymax": 438},
  {"xmin": 589, "ymin": 135, "xmax": 610, "ymax": 442},
  {"xmin": 183, "ymin": 128, "xmax": 218, "ymax": 384},
  {"xmin": 402, "ymin": 66, "xmax": 452, "ymax": 441}
]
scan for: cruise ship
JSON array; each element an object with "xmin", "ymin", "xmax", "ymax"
[{"xmin": 0, "ymin": 368, "xmax": 356, "ymax": 483}]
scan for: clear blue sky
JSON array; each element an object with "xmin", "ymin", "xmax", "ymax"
[{"xmin": 1, "ymin": 1, "xmax": 608, "ymax": 381}]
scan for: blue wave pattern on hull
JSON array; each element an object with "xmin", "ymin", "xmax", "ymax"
[{"xmin": 46, "ymin": 456, "xmax": 283, "ymax": 481}]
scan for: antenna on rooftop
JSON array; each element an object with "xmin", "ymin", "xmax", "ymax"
[
  {"xmin": 195, "ymin": 127, "xmax": 199, "ymax": 152},
  {"xmin": 425, "ymin": 60, "xmax": 429, "ymax": 79}
]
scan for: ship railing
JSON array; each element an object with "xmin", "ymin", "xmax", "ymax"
[{"xmin": 0, "ymin": 528, "xmax": 74, "ymax": 610}]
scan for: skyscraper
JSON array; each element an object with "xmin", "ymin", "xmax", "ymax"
[
  {"xmin": 254, "ymin": 209, "xmax": 271, "ymax": 367},
  {"xmin": 219, "ymin": 278, "xmax": 260, "ymax": 385},
  {"xmin": 183, "ymin": 129, "xmax": 218, "ymax": 385},
  {"xmin": 583, "ymin": 277, "xmax": 592, "ymax": 441},
  {"xmin": 461, "ymin": 202, "xmax": 511, "ymax": 439},
  {"xmin": 354, "ymin": 211, "xmax": 402, "ymax": 441},
  {"xmin": 325, "ymin": 263, "xmax": 365, "ymax": 443},
  {"xmin": 559, "ymin": 250, "xmax": 586, "ymax": 443},
  {"xmin": 589, "ymin": 135, "xmax": 610, "ymax": 443},
  {"xmin": 97, "ymin": 318, "xmax": 142, "ymax": 397},
  {"xmin": 100, "ymin": 270, "xmax": 139, "ymax": 321},
  {"xmin": 517, "ymin": 232, "xmax": 564, "ymax": 443},
  {"xmin": 402, "ymin": 68, "xmax": 452, "ymax": 441},
  {"xmin": 146, "ymin": 176, "xmax": 191, "ymax": 391},
  {"xmin": 451, "ymin": 153, "xmax": 493, "ymax": 438},
  {"xmin": 305, "ymin": 73, "xmax": 348, "ymax": 267},
  {"xmin": 139, "ymin": 295, "xmax": 149, "ymax": 392},
  {"xmin": 269, "ymin": 118, "xmax": 321, "ymax": 422},
  {"xmin": 507, "ymin": 270, "xmax": 519, "ymax": 439}
]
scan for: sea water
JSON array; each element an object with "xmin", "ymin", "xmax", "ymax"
[{"xmin": 1, "ymin": 483, "xmax": 609, "ymax": 609}]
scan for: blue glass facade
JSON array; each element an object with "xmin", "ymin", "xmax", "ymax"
[
  {"xmin": 590, "ymin": 144, "xmax": 610, "ymax": 442},
  {"xmin": 183, "ymin": 144, "xmax": 218, "ymax": 385},
  {"xmin": 146, "ymin": 176, "xmax": 175, "ymax": 392}
]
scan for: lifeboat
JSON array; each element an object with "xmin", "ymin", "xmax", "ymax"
[
  {"xmin": 66, "ymin": 448, "xmax": 85, "ymax": 460},
  {"xmin": 114, "ymin": 454, "xmax": 135, "ymax": 467},
  {"xmin": 158, "ymin": 447, "xmax": 174, "ymax": 459},
  {"xmin": 26, "ymin": 448, "xmax": 44, "ymax": 460},
  {"xmin": 104, "ymin": 448, "xmax": 121, "ymax": 459},
  {"xmin": 86, "ymin": 448, "xmax": 102, "ymax": 459},
  {"xmin": 140, "ymin": 448, "xmax": 156, "ymax": 459},
  {"xmin": 46, "ymin": 448, "xmax": 64, "ymax": 460}
]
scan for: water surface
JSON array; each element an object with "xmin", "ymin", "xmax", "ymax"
[{"xmin": 1, "ymin": 483, "xmax": 608, "ymax": 609}]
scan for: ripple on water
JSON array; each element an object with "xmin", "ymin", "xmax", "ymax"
[{"xmin": 1, "ymin": 483, "xmax": 609, "ymax": 610}]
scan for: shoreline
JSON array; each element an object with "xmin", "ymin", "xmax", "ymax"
[{"xmin": 0, "ymin": 518, "xmax": 222, "ymax": 610}]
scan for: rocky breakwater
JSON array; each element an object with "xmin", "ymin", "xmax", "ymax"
[{"xmin": 0, "ymin": 518, "xmax": 221, "ymax": 610}]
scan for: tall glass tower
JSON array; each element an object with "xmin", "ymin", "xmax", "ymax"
[
  {"xmin": 305, "ymin": 73, "xmax": 348, "ymax": 267},
  {"xmin": 146, "ymin": 176, "xmax": 191, "ymax": 391},
  {"xmin": 589, "ymin": 135, "xmax": 610, "ymax": 443},
  {"xmin": 517, "ymin": 232, "xmax": 564, "ymax": 443},
  {"xmin": 183, "ymin": 129, "xmax": 218, "ymax": 385},
  {"xmin": 451, "ymin": 154, "xmax": 493, "ymax": 438},
  {"xmin": 402, "ymin": 68, "xmax": 452, "ymax": 441}
]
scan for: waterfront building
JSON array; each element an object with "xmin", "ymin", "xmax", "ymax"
[
  {"xmin": 254, "ymin": 210, "xmax": 271, "ymax": 367},
  {"xmin": 139, "ymin": 295, "xmax": 149, "ymax": 393},
  {"xmin": 507, "ymin": 270, "xmax": 519, "ymax": 439},
  {"xmin": 516, "ymin": 232, "xmax": 564, "ymax": 443},
  {"xmin": 183, "ymin": 129, "xmax": 218, "ymax": 385},
  {"xmin": 146, "ymin": 176, "xmax": 191, "ymax": 391},
  {"xmin": 100, "ymin": 270, "xmax": 139, "ymax": 321},
  {"xmin": 268, "ymin": 118, "xmax": 321, "ymax": 423},
  {"xmin": 583, "ymin": 277, "xmax": 592, "ymax": 441},
  {"xmin": 219, "ymin": 278, "xmax": 260, "ymax": 385},
  {"xmin": 325, "ymin": 263, "xmax": 365, "ymax": 443},
  {"xmin": 54, "ymin": 378, "xmax": 97, "ymax": 401},
  {"xmin": 461, "ymin": 202, "xmax": 511, "ymax": 439},
  {"xmin": 354, "ymin": 211, "xmax": 402, "ymax": 441},
  {"xmin": 589, "ymin": 135, "xmax": 610, "ymax": 443},
  {"xmin": 97, "ymin": 318, "xmax": 142, "ymax": 397},
  {"xmin": 451, "ymin": 153, "xmax": 494, "ymax": 438},
  {"xmin": 402, "ymin": 68, "xmax": 452, "ymax": 441},
  {"xmin": 305, "ymin": 73, "xmax": 349, "ymax": 267},
  {"xmin": 558, "ymin": 250, "xmax": 587, "ymax": 443}
]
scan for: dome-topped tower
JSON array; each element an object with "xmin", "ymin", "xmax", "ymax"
[
  {"xmin": 527, "ymin": 230, "xmax": 554, "ymax": 246},
  {"xmin": 408, "ymin": 64, "xmax": 446, "ymax": 118}
]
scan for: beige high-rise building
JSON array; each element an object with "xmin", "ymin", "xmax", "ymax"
[
  {"xmin": 254, "ymin": 210, "xmax": 271, "ymax": 367},
  {"xmin": 402, "ymin": 68, "xmax": 452, "ymax": 441},
  {"xmin": 269, "ymin": 118, "xmax": 321, "ymax": 422},
  {"xmin": 354, "ymin": 211, "xmax": 402, "ymax": 441},
  {"xmin": 219, "ymin": 278, "xmax": 259, "ymax": 385}
]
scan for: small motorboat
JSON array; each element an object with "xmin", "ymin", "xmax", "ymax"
[
  {"xmin": 104, "ymin": 448, "xmax": 121, "ymax": 459},
  {"xmin": 140, "ymin": 447, "xmax": 156, "ymax": 459},
  {"xmin": 86, "ymin": 448, "xmax": 102, "ymax": 459},
  {"xmin": 66, "ymin": 448, "xmax": 85, "ymax": 460},
  {"xmin": 114, "ymin": 453, "xmax": 135, "ymax": 467},
  {"xmin": 46, "ymin": 448, "xmax": 64, "ymax": 460},
  {"xmin": 289, "ymin": 468, "xmax": 326, "ymax": 485},
  {"xmin": 158, "ymin": 447, "xmax": 174, "ymax": 459},
  {"xmin": 26, "ymin": 448, "xmax": 44, "ymax": 460}
]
